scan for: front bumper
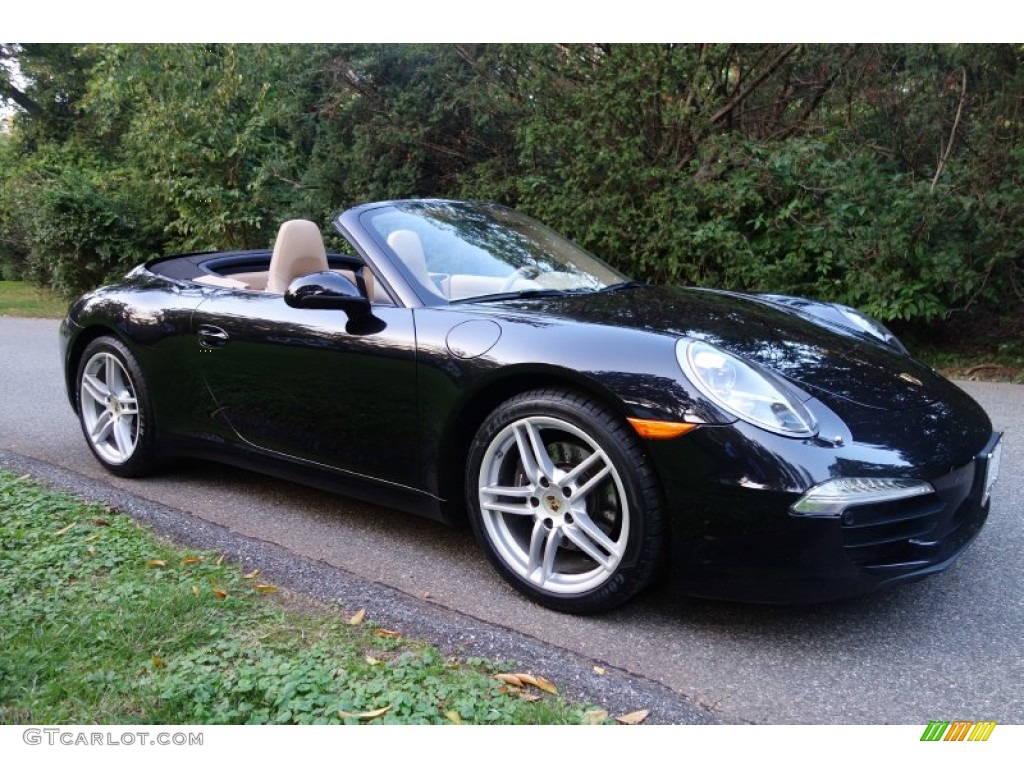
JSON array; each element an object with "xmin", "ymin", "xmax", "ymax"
[{"xmin": 658, "ymin": 430, "xmax": 1000, "ymax": 604}]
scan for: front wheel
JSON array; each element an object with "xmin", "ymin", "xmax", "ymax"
[
  {"xmin": 76, "ymin": 336, "xmax": 160, "ymax": 478},
  {"xmin": 466, "ymin": 389, "xmax": 666, "ymax": 613}
]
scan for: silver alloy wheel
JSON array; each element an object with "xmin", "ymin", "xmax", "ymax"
[
  {"xmin": 477, "ymin": 415, "xmax": 630, "ymax": 595},
  {"xmin": 79, "ymin": 351, "xmax": 140, "ymax": 465}
]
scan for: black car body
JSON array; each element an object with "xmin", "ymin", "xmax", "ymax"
[{"xmin": 60, "ymin": 200, "xmax": 1001, "ymax": 612}]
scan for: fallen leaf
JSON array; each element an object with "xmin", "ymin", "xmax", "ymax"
[
  {"xmin": 180, "ymin": 556, "xmax": 203, "ymax": 565},
  {"xmin": 501, "ymin": 672, "xmax": 558, "ymax": 694},
  {"xmin": 364, "ymin": 655, "xmax": 382, "ymax": 666},
  {"xmin": 53, "ymin": 522, "xmax": 76, "ymax": 536},
  {"xmin": 213, "ymin": 588, "xmax": 228, "ymax": 600},
  {"xmin": 614, "ymin": 709, "xmax": 650, "ymax": 725},
  {"xmin": 152, "ymin": 655, "xmax": 166, "ymax": 668},
  {"xmin": 582, "ymin": 709, "xmax": 608, "ymax": 724},
  {"xmin": 445, "ymin": 710, "xmax": 464, "ymax": 724},
  {"xmin": 243, "ymin": 569, "xmax": 260, "ymax": 579},
  {"xmin": 338, "ymin": 706, "xmax": 390, "ymax": 721},
  {"xmin": 252, "ymin": 584, "xmax": 278, "ymax": 593},
  {"xmin": 146, "ymin": 559, "xmax": 167, "ymax": 568},
  {"xmin": 531, "ymin": 676, "xmax": 558, "ymax": 695},
  {"xmin": 90, "ymin": 518, "xmax": 109, "ymax": 527},
  {"xmin": 191, "ymin": 585, "xmax": 200, "ymax": 597},
  {"xmin": 348, "ymin": 608, "xmax": 366, "ymax": 625},
  {"xmin": 16, "ymin": 473, "xmax": 30, "ymax": 481},
  {"xmin": 216, "ymin": 554, "xmax": 226, "ymax": 565},
  {"xmin": 520, "ymin": 694, "xmax": 541, "ymax": 702},
  {"xmin": 593, "ymin": 666, "xmax": 607, "ymax": 676},
  {"xmin": 374, "ymin": 628, "xmax": 402, "ymax": 638}
]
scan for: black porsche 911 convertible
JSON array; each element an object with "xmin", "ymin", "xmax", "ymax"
[{"xmin": 60, "ymin": 199, "xmax": 1001, "ymax": 613}]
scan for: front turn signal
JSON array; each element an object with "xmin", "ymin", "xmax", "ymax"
[{"xmin": 627, "ymin": 418, "xmax": 699, "ymax": 440}]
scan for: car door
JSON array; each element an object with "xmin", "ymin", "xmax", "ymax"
[{"xmin": 192, "ymin": 290, "xmax": 420, "ymax": 488}]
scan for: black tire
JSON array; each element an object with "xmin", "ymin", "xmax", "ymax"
[
  {"xmin": 465, "ymin": 388, "xmax": 666, "ymax": 613},
  {"xmin": 75, "ymin": 336, "xmax": 160, "ymax": 478}
]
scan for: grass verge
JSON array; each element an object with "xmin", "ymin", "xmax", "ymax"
[
  {"xmin": 0, "ymin": 470, "xmax": 609, "ymax": 725},
  {"xmin": 0, "ymin": 280, "xmax": 69, "ymax": 318}
]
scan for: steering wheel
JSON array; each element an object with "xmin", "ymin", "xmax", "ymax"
[{"xmin": 501, "ymin": 265, "xmax": 541, "ymax": 291}]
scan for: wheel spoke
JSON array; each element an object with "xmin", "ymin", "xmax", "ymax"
[
  {"xmin": 574, "ymin": 463, "xmax": 612, "ymax": 502},
  {"xmin": 562, "ymin": 523, "xmax": 614, "ymax": 570},
  {"xmin": 90, "ymin": 410, "xmax": 114, "ymax": 443},
  {"xmin": 481, "ymin": 499, "xmax": 534, "ymax": 516},
  {"xmin": 572, "ymin": 511, "xmax": 623, "ymax": 558},
  {"xmin": 113, "ymin": 418, "xmax": 134, "ymax": 457},
  {"xmin": 513, "ymin": 420, "xmax": 556, "ymax": 483},
  {"xmin": 105, "ymin": 355, "xmax": 122, "ymax": 394},
  {"xmin": 481, "ymin": 483, "xmax": 534, "ymax": 498},
  {"xmin": 527, "ymin": 521, "xmax": 563, "ymax": 586},
  {"xmin": 540, "ymin": 528, "xmax": 562, "ymax": 585},
  {"xmin": 480, "ymin": 482, "xmax": 534, "ymax": 516},
  {"xmin": 560, "ymin": 449, "xmax": 606, "ymax": 487},
  {"xmin": 81, "ymin": 373, "xmax": 110, "ymax": 404},
  {"xmin": 526, "ymin": 519, "xmax": 546, "ymax": 580}
]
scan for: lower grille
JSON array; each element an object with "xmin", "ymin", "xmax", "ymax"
[{"xmin": 840, "ymin": 445, "xmax": 994, "ymax": 571}]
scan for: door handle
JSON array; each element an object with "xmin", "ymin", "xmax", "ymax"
[{"xmin": 197, "ymin": 325, "xmax": 229, "ymax": 348}]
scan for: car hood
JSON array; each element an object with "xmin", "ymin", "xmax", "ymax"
[{"xmin": 498, "ymin": 285, "xmax": 947, "ymax": 411}]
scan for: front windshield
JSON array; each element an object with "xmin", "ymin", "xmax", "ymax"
[{"xmin": 359, "ymin": 201, "xmax": 628, "ymax": 304}]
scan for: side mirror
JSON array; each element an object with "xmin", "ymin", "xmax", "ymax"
[{"xmin": 284, "ymin": 271, "xmax": 371, "ymax": 318}]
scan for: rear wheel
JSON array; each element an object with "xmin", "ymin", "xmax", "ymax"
[
  {"xmin": 76, "ymin": 336, "xmax": 159, "ymax": 477},
  {"xmin": 466, "ymin": 389, "xmax": 666, "ymax": 613}
]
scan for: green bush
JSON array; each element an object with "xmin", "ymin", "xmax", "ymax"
[
  {"xmin": 2, "ymin": 43, "xmax": 1021, "ymax": 324},
  {"xmin": 17, "ymin": 164, "xmax": 158, "ymax": 295}
]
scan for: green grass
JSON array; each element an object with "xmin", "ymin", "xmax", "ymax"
[
  {"xmin": 0, "ymin": 281, "xmax": 69, "ymax": 318},
  {"xmin": 0, "ymin": 470, "xmax": 609, "ymax": 725}
]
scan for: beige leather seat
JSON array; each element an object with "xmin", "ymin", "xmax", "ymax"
[
  {"xmin": 267, "ymin": 220, "xmax": 329, "ymax": 294},
  {"xmin": 386, "ymin": 229, "xmax": 445, "ymax": 298}
]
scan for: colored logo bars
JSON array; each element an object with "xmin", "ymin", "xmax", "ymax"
[{"xmin": 921, "ymin": 721, "xmax": 997, "ymax": 742}]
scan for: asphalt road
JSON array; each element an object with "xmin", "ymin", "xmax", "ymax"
[{"xmin": 2, "ymin": 316, "xmax": 1022, "ymax": 724}]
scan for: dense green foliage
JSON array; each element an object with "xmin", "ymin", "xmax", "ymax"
[
  {"xmin": 1, "ymin": 43, "xmax": 1022, "ymax": 324},
  {"xmin": 0, "ymin": 470, "xmax": 603, "ymax": 724}
]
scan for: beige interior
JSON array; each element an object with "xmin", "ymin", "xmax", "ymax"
[
  {"xmin": 195, "ymin": 268, "xmax": 374, "ymax": 302},
  {"xmin": 266, "ymin": 219, "xmax": 329, "ymax": 294},
  {"xmin": 386, "ymin": 229, "xmax": 445, "ymax": 298},
  {"xmin": 193, "ymin": 274, "xmax": 251, "ymax": 289},
  {"xmin": 192, "ymin": 218, "xmax": 375, "ymax": 302}
]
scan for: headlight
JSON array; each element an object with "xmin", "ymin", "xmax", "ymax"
[{"xmin": 676, "ymin": 339, "xmax": 817, "ymax": 437}]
